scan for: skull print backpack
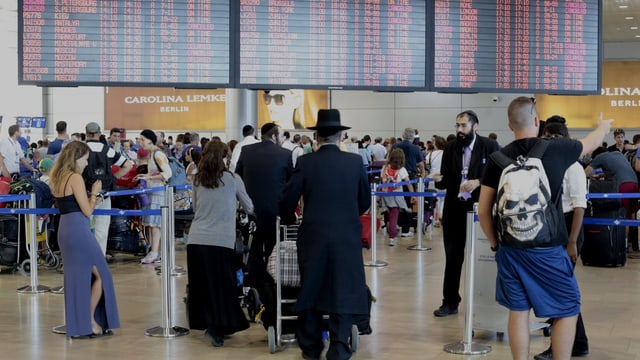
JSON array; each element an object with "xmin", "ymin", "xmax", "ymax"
[{"xmin": 490, "ymin": 140, "xmax": 565, "ymax": 248}]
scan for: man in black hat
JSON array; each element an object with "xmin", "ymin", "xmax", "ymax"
[
  {"xmin": 280, "ymin": 109, "xmax": 371, "ymax": 360},
  {"xmin": 84, "ymin": 122, "xmax": 134, "ymax": 255},
  {"xmin": 236, "ymin": 122, "xmax": 293, "ymax": 291}
]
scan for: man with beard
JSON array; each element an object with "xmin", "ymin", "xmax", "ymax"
[{"xmin": 432, "ymin": 110, "xmax": 500, "ymax": 317}]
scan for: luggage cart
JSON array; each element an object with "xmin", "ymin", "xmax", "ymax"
[{"xmin": 267, "ymin": 217, "xmax": 359, "ymax": 354}]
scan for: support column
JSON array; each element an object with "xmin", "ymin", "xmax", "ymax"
[{"xmin": 225, "ymin": 89, "xmax": 257, "ymax": 141}]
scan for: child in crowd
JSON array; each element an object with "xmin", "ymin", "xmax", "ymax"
[
  {"xmin": 380, "ymin": 148, "xmax": 414, "ymax": 246},
  {"xmin": 38, "ymin": 158, "xmax": 54, "ymax": 186}
]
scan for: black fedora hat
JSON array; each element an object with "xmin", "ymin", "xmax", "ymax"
[{"xmin": 307, "ymin": 109, "xmax": 351, "ymax": 131}]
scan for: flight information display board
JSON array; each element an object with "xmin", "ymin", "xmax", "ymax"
[
  {"xmin": 237, "ymin": 0, "xmax": 428, "ymax": 90},
  {"xmin": 432, "ymin": 0, "xmax": 601, "ymax": 94},
  {"xmin": 19, "ymin": 0, "xmax": 231, "ymax": 87}
]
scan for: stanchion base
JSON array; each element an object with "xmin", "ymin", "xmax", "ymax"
[
  {"xmin": 145, "ymin": 326, "xmax": 190, "ymax": 338},
  {"xmin": 52, "ymin": 324, "xmax": 66, "ymax": 334},
  {"xmin": 17, "ymin": 285, "xmax": 50, "ymax": 294},
  {"xmin": 171, "ymin": 268, "xmax": 187, "ymax": 277},
  {"xmin": 444, "ymin": 341, "xmax": 492, "ymax": 355},
  {"xmin": 50, "ymin": 285, "xmax": 64, "ymax": 294},
  {"xmin": 364, "ymin": 260, "xmax": 388, "ymax": 267},
  {"xmin": 407, "ymin": 245, "xmax": 432, "ymax": 251}
]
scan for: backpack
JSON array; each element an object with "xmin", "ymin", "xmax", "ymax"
[
  {"xmin": 83, "ymin": 143, "xmax": 114, "ymax": 191},
  {"xmin": 490, "ymin": 140, "xmax": 565, "ymax": 248},
  {"xmin": 153, "ymin": 151, "xmax": 186, "ymax": 187},
  {"xmin": 6, "ymin": 178, "xmax": 54, "ymax": 209}
]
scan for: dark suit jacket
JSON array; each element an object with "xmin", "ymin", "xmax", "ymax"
[
  {"xmin": 236, "ymin": 140, "xmax": 293, "ymax": 227},
  {"xmin": 280, "ymin": 145, "xmax": 371, "ymax": 314},
  {"xmin": 436, "ymin": 135, "xmax": 500, "ymax": 208}
]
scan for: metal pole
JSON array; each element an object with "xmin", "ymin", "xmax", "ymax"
[
  {"xmin": 145, "ymin": 206, "xmax": 189, "ymax": 337},
  {"xmin": 365, "ymin": 182, "xmax": 387, "ymax": 267},
  {"xmin": 17, "ymin": 193, "xmax": 50, "ymax": 294},
  {"xmin": 444, "ymin": 203, "xmax": 491, "ymax": 355},
  {"xmin": 160, "ymin": 186, "xmax": 186, "ymax": 277},
  {"xmin": 408, "ymin": 178, "xmax": 431, "ymax": 251}
]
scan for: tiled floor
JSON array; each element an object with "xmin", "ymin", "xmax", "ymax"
[{"xmin": 1, "ymin": 226, "xmax": 639, "ymax": 359}]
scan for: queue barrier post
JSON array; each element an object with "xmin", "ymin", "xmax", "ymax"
[
  {"xmin": 408, "ymin": 178, "xmax": 431, "ymax": 251},
  {"xmin": 157, "ymin": 186, "xmax": 186, "ymax": 277},
  {"xmin": 444, "ymin": 203, "xmax": 491, "ymax": 355},
  {"xmin": 145, "ymin": 206, "xmax": 189, "ymax": 338},
  {"xmin": 17, "ymin": 193, "xmax": 50, "ymax": 294},
  {"xmin": 365, "ymin": 181, "xmax": 388, "ymax": 268}
]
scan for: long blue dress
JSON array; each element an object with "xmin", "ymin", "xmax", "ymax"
[{"xmin": 57, "ymin": 195, "xmax": 120, "ymax": 337}]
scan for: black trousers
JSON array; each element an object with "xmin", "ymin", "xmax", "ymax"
[
  {"xmin": 440, "ymin": 202, "xmax": 469, "ymax": 307},
  {"xmin": 629, "ymin": 199, "xmax": 639, "ymax": 251},
  {"xmin": 297, "ymin": 309, "xmax": 353, "ymax": 360},
  {"xmin": 561, "ymin": 211, "xmax": 589, "ymax": 351},
  {"xmin": 246, "ymin": 224, "xmax": 276, "ymax": 291}
]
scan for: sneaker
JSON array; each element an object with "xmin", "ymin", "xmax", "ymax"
[
  {"xmin": 401, "ymin": 231, "xmax": 414, "ymax": 237},
  {"xmin": 628, "ymin": 250, "xmax": 640, "ymax": 259},
  {"xmin": 433, "ymin": 304, "xmax": 458, "ymax": 317},
  {"xmin": 141, "ymin": 251, "xmax": 159, "ymax": 264},
  {"xmin": 388, "ymin": 238, "xmax": 397, "ymax": 246}
]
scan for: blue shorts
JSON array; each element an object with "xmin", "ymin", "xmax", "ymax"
[{"xmin": 495, "ymin": 246, "xmax": 580, "ymax": 318}]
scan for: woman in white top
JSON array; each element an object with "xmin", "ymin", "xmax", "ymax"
[
  {"xmin": 426, "ymin": 136, "xmax": 446, "ymax": 224},
  {"xmin": 185, "ymin": 147, "xmax": 201, "ymax": 184}
]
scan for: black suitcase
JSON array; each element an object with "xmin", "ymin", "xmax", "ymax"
[{"xmin": 581, "ymin": 208, "xmax": 626, "ymax": 267}]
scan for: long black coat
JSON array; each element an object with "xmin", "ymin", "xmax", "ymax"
[{"xmin": 280, "ymin": 145, "xmax": 371, "ymax": 314}]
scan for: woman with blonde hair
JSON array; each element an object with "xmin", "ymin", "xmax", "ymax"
[{"xmin": 50, "ymin": 141, "xmax": 120, "ymax": 338}]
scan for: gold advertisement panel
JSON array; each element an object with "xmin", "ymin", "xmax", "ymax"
[
  {"xmin": 104, "ymin": 87, "xmax": 226, "ymax": 130},
  {"xmin": 257, "ymin": 89, "xmax": 329, "ymax": 130},
  {"xmin": 537, "ymin": 62, "xmax": 640, "ymax": 128}
]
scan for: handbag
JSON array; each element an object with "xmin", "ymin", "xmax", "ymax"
[
  {"xmin": 174, "ymin": 188, "xmax": 193, "ymax": 211},
  {"xmin": 267, "ymin": 240, "xmax": 300, "ymax": 287}
]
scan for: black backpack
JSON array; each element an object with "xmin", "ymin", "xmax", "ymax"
[{"xmin": 83, "ymin": 143, "xmax": 114, "ymax": 191}]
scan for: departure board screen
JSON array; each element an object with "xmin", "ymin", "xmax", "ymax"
[
  {"xmin": 19, "ymin": 0, "xmax": 231, "ymax": 87},
  {"xmin": 432, "ymin": 0, "xmax": 601, "ymax": 94},
  {"xmin": 238, "ymin": 0, "xmax": 428, "ymax": 90}
]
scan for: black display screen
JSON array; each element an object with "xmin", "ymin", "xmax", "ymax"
[
  {"xmin": 19, "ymin": 0, "xmax": 232, "ymax": 87},
  {"xmin": 432, "ymin": 0, "xmax": 601, "ymax": 94},
  {"xmin": 237, "ymin": 0, "xmax": 428, "ymax": 90}
]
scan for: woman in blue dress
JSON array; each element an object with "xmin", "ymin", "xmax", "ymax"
[{"xmin": 50, "ymin": 141, "xmax": 120, "ymax": 338}]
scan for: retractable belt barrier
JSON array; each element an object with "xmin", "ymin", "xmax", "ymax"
[
  {"xmin": 2, "ymin": 185, "xmax": 190, "ymax": 339},
  {"xmin": 584, "ymin": 191, "xmax": 640, "ymax": 226},
  {"xmin": 366, "ymin": 178, "xmax": 447, "ymax": 267}
]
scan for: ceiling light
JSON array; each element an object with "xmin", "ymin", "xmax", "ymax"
[
  {"xmin": 632, "ymin": 26, "xmax": 639, "ymax": 30},
  {"xmin": 626, "ymin": 16, "xmax": 634, "ymax": 20},
  {"xmin": 635, "ymin": 35, "xmax": 640, "ymax": 38},
  {"xmin": 619, "ymin": 5, "xmax": 629, "ymax": 8}
]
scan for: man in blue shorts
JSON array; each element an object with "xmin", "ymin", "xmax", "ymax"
[{"xmin": 478, "ymin": 96, "xmax": 612, "ymax": 360}]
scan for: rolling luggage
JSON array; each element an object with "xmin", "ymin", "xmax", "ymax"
[{"xmin": 581, "ymin": 208, "xmax": 626, "ymax": 267}]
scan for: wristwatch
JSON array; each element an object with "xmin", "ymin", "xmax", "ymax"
[{"xmin": 490, "ymin": 244, "xmax": 500, "ymax": 252}]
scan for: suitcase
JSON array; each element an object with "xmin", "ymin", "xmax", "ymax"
[{"xmin": 581, "ymin": 208, "xmax": 626, "ymax": 267}]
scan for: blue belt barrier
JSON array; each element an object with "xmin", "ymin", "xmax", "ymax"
[
  {"xmin": 586, "ymin": 192, "xmax": 640, "ymax": 199},
  {"xmin": 582, "ymin": 217, "xmax": 640, "ymax": 226},
  {"xmin": 0, "ymin": 194, "xmax": 31, "ymax": 201},
  {"xmin": 174, "ymin": 184, "xmax": 193, "ymax": 191},
  {"xmin": 104, "ymin": 186, "xmax": 166, "ymax": 198},
  {"xmin": 0, "ymin": 207, "xmax": 161, "ymax": 216},
  {"xmin": 366, "ymin": 169, "xmax": 382, "ymax": 175},
  {"xmin": 375, "ymin": 178, "xmax": 420, "ymax": 189},
  {"xmin": 375, "ymin": 191, "xmax": 445, "ymax": 197}
]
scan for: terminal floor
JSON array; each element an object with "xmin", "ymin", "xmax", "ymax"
[{"xmin": 1, "ymin": 228, "xmax": 640, "ymax": 360}]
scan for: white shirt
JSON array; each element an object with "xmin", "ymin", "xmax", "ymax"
[
  {"xmin": 0, "ymin": 137, "xmax": 24, "ymax": 174},
  {"xmin": 427, "ymin": 149, "xmax": 444, "ymax": 175},
  {"xmin": 229, "ymin": 135, "xmax": 259, "ymax": 172},
  {"xmin": 282, "ymin": 140, "xmax": 296, "ymax": 151},
  {"xmin": 371, "ymin": 143, "xmax": 387, "ymax": 161},
  {"xmin": 562, "ymin": 162, "xmax": 587, "ymax": 213},
  {"xmin": 291, "ymin": 145, "xmax": 304, "ymax": 167}
]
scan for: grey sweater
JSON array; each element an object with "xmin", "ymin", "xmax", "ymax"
[{"xmin": 187, "ymin": 172, "xmax": 254, "ymax": 249}]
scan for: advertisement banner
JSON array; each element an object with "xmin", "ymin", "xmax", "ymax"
[
  {"xmin": 257, "ymin": 89, "xmax": 329, "ymax": 130},
  {"xmin": 537, "ymin": 62, "xmax": 640, "ymax": 128},
  {"xmin": 105, "ymin": 87, "xmax": 226, "ymax": 130}
]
